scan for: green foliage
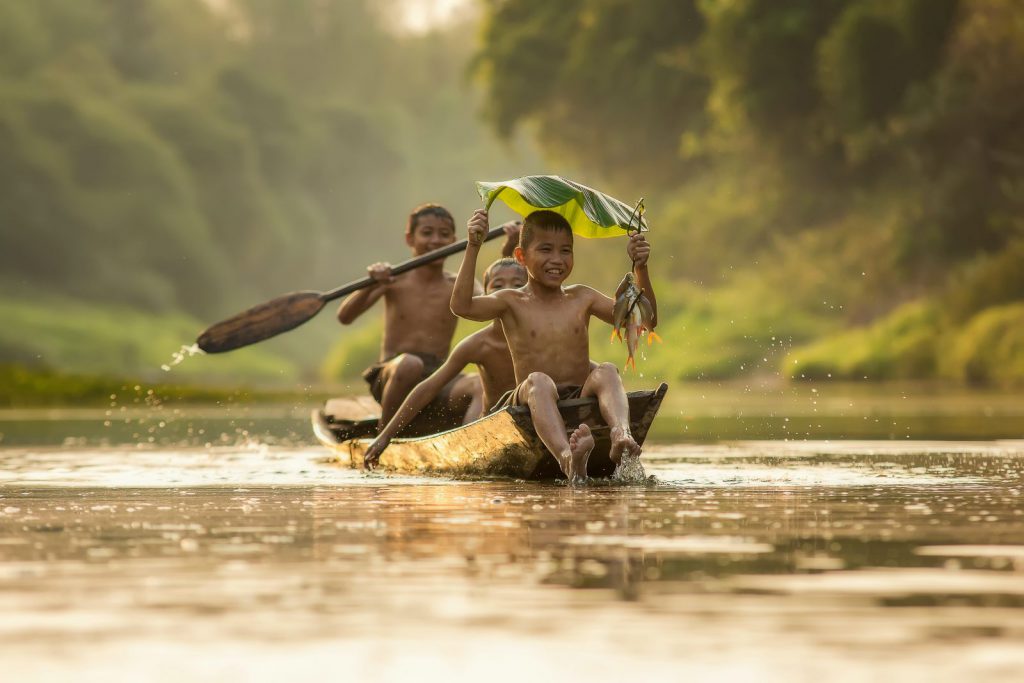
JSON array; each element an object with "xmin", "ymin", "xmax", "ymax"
[
  {"xmin": 0, "ymin": 363, "xmax": 317, "ymax": 407},
  {"xmin": 0, "ymin": 0, "xmax": 545, "ymax": 393},
  {"xmin": 784, "ymin": 301, "xmax": 941, "ymax": 381},
  {"xmin": 943, "ymin": 303, "xmax": 1024, "ymax": 386},
  {"xmin": 0, "ymin": 80, "xmax": 229, "ymax": 314},
  {"xmin": 4, "ymin": 0, "xmax": 1020, "ymax": 396},
  {"xmin": 0, "ymin": 1, "xmax": 49, "ymax": 76},
  {"xmin": 320, "ymin": 320, "xmax": 384, "ymax": 383},
  {"xmin": 473, "ymin": 0, "xmax": 1022, "ymax": 386},
  {"xmin": 818, "ymin": 5, "xmax": 913, "ymax": 130},
  {"xmin": 943, "ymin": 240, "xmax": 1024, "ymax": 323},
  {"xmin": 0, "ymin": 293, "xmax": 296, "ymax": 381},
  {"xmin": 475, "ymin": 0, "xmax": 707, "ymax": 190},
  {"xmin": 703, "ymin": 0, "xmax": 846, "ymax": 145}
]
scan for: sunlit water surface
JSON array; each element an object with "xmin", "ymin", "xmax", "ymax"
[{"xmin": 2, "ymin": 416, "xmax": 1024, "ymax": 681}]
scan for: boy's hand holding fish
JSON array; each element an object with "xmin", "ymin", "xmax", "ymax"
[
  {"xmin": 613, "ymin": 233, "xmax": 660, "ymax": 371},
  {"xmin": 627, "ymin": 233, "xmax": 651, "ymax": 268}
]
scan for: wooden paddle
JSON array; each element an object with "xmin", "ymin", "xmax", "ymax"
[{"xmin": 197, "ymin": 225, "xmax": 508, "ymax": 353}]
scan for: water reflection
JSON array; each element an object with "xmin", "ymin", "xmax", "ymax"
[{"xmin": 1, "ymin": 441, "xmax": 1024, "ymax": 678}]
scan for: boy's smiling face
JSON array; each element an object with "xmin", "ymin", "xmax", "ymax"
[
  {"xmin": 515, "ymin": 228, "xmax": 574, "ymax": 288},
  {"xmin": 406, "ymin": 213, "xmax": 455, "ymax": 256}
]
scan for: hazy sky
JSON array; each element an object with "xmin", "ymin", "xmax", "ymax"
[{"xmin": 395, "ymin": 0, "xmax": 473, "ymax": 33}]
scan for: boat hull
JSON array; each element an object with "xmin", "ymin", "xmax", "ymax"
[{"xmin": 312, "ymin": 383, "xmax": 668, "ymax": 480}]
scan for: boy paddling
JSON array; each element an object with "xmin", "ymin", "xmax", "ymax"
[
  {"xmin": 336, "ymin": 204, "xmax": 520, "ymax": 429},
  {"xmin": 451, "ymin": 209, "xmax": 656, "ymax": 482},
  {"xmin": 363, "ymin": 257, "xmax": 528, "ymax": 467}
]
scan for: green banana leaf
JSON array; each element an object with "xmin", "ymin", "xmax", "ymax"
[{"xmin": 475, "ymin": 175, "xmax": 647, "ymax": 238}]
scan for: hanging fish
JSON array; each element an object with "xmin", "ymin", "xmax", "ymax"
[{"xmin": 611, "ymin": 272, "xmax": 662, "ymax": 371}]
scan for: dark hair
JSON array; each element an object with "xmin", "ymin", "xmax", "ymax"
[
  {"xmin": 483, "ymin": 257, "xmax": 526, "ymax": 290},
  {"xmin": 406, "ymin": 204, "xmax": 455, "ymax": 235},
  {"xmin": 520, "ymin": 210, "xmax": 572, "ymax": 250}
]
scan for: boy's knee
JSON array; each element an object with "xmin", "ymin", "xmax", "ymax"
[
  {"xmin": 593, "ymin": 362, "xmax": 620, "ymax": 383},
  {"xmin": 525, "ymin": 372, "xmax": 557, "ymax": 397},
  {"xmin": 391, "ymin": 354, "xmax": 425, "ymax": 382}
]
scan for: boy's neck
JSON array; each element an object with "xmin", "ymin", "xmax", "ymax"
[
  {"xmin": 409, "ymin": 260, "xmax": 447, "ymax": 279},
  {"xmin": 526, "ymin": 277, "xmax": 565, "ymax": 298}
]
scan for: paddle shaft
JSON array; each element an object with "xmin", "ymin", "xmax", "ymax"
[
  {"xmin": 319, "ymin": 225, "xmax": 507, "ymax": 303},
  {"xmin": 196, "ymin": 225, "xmax": 507, "ymax": 353}
]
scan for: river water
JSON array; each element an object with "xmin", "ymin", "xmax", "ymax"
[{"xmin": 1, "ymin": 393, "xmax": 1023, "ymax": 681}]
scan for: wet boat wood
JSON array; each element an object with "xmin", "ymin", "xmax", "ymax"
[{"xmin": 312, "ymin": 383, "xmax": 668, "ymax": 480}]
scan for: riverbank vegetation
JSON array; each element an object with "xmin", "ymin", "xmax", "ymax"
[
  {"xmin": 1, "ymin": 0, "xmax": 1021, "ymax": 403},
  {"xmin": 474, "ymin": 0, "xmax": 1024, "ymax": 386}
]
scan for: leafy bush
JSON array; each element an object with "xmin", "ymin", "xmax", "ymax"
[
  {"xmin": 320, "ymin": 319, "xmax": 384, "ymax": 383},
  {"xmin": 784, "ymin": 301, "xmax": 940, "ymax": 380},
  {"xmin": 943, "ymin": 239, "xmax": 1024, "ymax": 322},
  {"xmin": 0, "ymin": 293, "xmax": 296, "ymax": 382},
  {"xmin": 942, "ymin": 303, "xmax": 1024, "ymax": 385}
]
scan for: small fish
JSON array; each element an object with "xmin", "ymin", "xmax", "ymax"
[{"xmin": 611, "ymin": 272, "xmax": 661, "ymax": 371}]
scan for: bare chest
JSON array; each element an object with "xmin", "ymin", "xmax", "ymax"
[
  {"xmin": 386, "ymin": 278, "xmax": 454, "ymax": 321},
  {"xmin": 508, "ymin": 299, "xmax": 589, "ymax": 347}
]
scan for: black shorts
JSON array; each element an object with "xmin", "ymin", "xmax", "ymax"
[
  {"xmin": 489, "ymin": 380, "xmax": 582, "ymax": 413},
  {"xmin": 362, "ymin": 352, "xmax": 446, "ymax": 403}
]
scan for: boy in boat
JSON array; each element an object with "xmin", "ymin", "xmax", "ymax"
[
  {"xmin": 451, "ymin": 209, "xmax": 655, "ymax": 482},
  {"xmin": 362, "ymin": 257, "xmax": 528, "ymax": 467},
  {"xmin": 336, "ymin": 204, "xmax": 521, "ymax": 429}
]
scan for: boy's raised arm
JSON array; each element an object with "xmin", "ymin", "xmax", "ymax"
[
  {"xmin": 450, "ymin": 209, "xmax": 507, "ymax": 322},
  {"xmin": 590, "ymin": 234, "xmax": 658, "ymax": 326},
  {"xmin": 629, "ymin": 233, "xmax": 657, "ymax": 328}
]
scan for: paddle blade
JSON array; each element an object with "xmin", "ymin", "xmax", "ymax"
[{"xmin": 196, "ymin": 291, "xmax": 326, "ymax": 353}]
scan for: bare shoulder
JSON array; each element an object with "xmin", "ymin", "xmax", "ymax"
[
  {"xmin": 451, "ymin": 327, "xmax": 491, "ymax": 361},
  {"xmin": 491, "ymin": 287, "xmax": 527, "ymax": 305},
  {"xmin": 565, "ymin": 283, "xmax": 606, "ymax": 301}
]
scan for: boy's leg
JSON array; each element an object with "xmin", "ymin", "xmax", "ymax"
[
  {"xmin": 450, "ymin": 374, "xmax": 483, "ymax": 424},
  {"xmin": 580, "ymin": 362, "xmax": 640, "ymax": 464},
  {"xmin": 377, "ymin": 354, "xmax": 426, "ymax": 428},
  {"xmin": 519, "ymin": 372, "xmax": 594, "ymax": 482}
]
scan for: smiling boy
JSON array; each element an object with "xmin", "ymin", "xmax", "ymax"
[
  {"xmin": 337, "ymin": 205, "xmax": 520, "ymax": 430},
  {"xmin": 451, "ymin": 209, "xmax": 656, "ymax": 482}
]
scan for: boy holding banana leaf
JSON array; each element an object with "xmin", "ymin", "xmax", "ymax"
[{"xmin": 451, "ymin": 208, "xmax": 655, "ymax": 482}]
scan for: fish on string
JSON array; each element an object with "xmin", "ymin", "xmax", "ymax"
[
  {"xmin": 611, "ymin": 272, "xmax": 661, "ymax": 371},
  {"xmin": 609, "ymin": 197, "xmax": 661, "ymax": 371}
]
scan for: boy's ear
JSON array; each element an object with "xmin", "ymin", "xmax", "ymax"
[
  {"xmin": 513, "ymin": 246, "xmax": 526, "ymax": 265},
  {"xmin": 404, "ymin": 230, "xmax": 415, "ymax": 248}
]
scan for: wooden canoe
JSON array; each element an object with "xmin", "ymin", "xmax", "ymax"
[{"xmin": 311, "ymin": 383, "xmax": 668, "ymax": 480}]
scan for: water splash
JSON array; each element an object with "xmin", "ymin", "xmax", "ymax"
[
  {"xmin": 161, "ymin": 344, "xmax": 204, "ymax": 372},
  {"xmin": 612, "ymin": 451, "xmax": 647, "ymax": 483}
]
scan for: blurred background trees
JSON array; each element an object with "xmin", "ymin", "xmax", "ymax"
[
  {"xmin": 0, "ymin": 0, "xmax": 541, "ymax": 382},
  {"xmin": 1, "ymin": 0, "xmax": 1021, "ymax": 388},
  {"xmin": 476, "ymin": 0, "xmax": 1024, "ymax": 385}
]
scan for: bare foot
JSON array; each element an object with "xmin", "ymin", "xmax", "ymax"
[
  {"xmin": 609, "ymin": 426, "xmax": 640, "ymax": 464},
  {"xmin": 610, "ymin": 426, "xmax": 645, "ymax": 482},
  {"xmin": 560, "ymin": 424, "xmax": 595, "ymax": 483}
]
